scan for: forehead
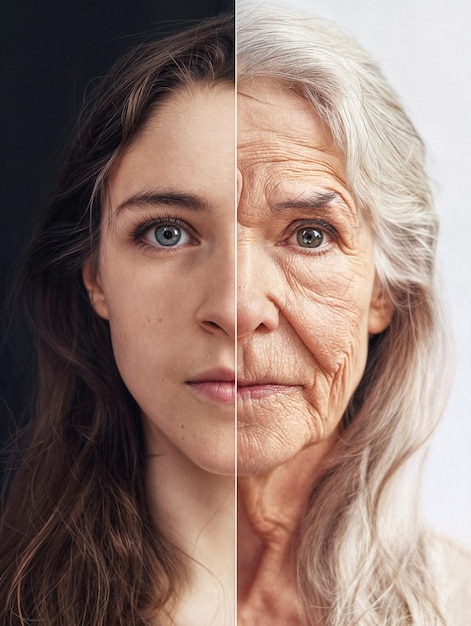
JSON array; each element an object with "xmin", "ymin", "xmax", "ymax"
[
  {"xmin": 238, "ymin": 78, "xmax": 328, "ymax": 140},
  {"xmin": 107, "ymin": 83, "xmax": 235, "ymax": 210},
  {"xmin": 237, "ymin": 78, "xmax": 353, "ymax": 214}
]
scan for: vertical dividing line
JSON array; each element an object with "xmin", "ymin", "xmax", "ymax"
[{"xmin": 234, "ymin": 4, "xmax": 238, "ymax": 624}]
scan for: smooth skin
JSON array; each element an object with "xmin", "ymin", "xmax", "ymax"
[
  {"xmin": 236, "ymin": 79, "xmax": 392, "ymax": 624},
  {"xmin": 84, "ymin": 84, "xmax": 236, "ymax": 626}
]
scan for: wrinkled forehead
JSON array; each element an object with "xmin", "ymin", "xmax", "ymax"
[
  {"xmin": 238, "ymin": 78, "xmax": 333, "ymax": 141},
  {"xmin": 237, "ymin": 77, "xmax": 353, "ymax": 216},
  {"xmin": 237, "ymin": 78, "xmax": 345, "ymax": 176}
]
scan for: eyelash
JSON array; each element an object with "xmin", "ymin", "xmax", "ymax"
[
  {"xmin": 128, "ymin": 215, "xmax": 336, "ymax": 255},
  {"xmin": 283, "ymin": 219, "xmax": 338, "ymax": 254},
  {"xmin": 129, "ymin": 215, "xmax": 198, "ymax": 251}
]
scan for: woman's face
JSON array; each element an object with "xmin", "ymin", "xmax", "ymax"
[
  {"xmin": 84, "ymin": 85, "xmax": 236, "ymax": 475},
  {"xmin": 237, "ymin": 79, "xmax": 392, "ymax": 475}
]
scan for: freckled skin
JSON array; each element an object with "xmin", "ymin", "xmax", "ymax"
[
  {"xmin": 237, "ymin": 79, "xmax": 392, "ymax": 623},
  {"xmin": 84, "ymin": 86, "xmax": 236, "ymax": 476},
  {"xmin": 83, "ymin": 86, "xmax": 237, "ymax": 626}
]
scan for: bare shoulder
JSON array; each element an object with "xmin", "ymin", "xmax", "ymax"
[{"xmin": 427, "ymin": 533, "xmax": 471, "ymax": 625}]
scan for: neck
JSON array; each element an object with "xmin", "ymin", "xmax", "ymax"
[
  {"xmin": 145, "ymin": 431, "xmax": 235, "ymax": 626},
  {"xmin": 237, "ymin": 441, "xmax": 332, "ymax": 625}
]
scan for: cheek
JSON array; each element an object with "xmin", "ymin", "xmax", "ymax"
[
  {"xmin": 99, "ymin": 261, "xmax": 194, "ymax": 395},
  {"xmin": 281, "ymin": 255, "xmax": 374, "ymax": 410}
]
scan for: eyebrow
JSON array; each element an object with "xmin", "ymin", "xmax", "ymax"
[
  {"xmin": 115, "ymin": 189, "xmax": 214, "ymax": 214},
  {"xmin": 272, "ymin": 191, "xmax": 347, "ymax": 212}
]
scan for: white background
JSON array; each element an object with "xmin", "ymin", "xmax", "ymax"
[{"xmin": 256, "ymin": 0, "xmax": 471, "ymax": 546}]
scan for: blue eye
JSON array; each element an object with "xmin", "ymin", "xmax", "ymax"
[
  {"xmin": 139, "ymin": 220, "xmax": 194, "ymax": 249},
  {"xmin": 130, "ymin": 216, "xmax": 196, "ymax": 252},
  {"xmin": 297, "ymin": 227, "xmax": 324, "ymax": 248}
]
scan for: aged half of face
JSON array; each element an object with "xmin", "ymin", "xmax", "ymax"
[
  {"xmin": 83, "ymin": 84, "xmax": 236, "ymax": 476},
  {"xmin": 237, "ymin": 78, "xmax": 393, "ymax": 476}
]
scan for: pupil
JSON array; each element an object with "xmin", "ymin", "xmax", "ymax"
[
  {"xmin": 298, "ymin": 228, "xmax": 323, "ymax": 248},
  {"xmin": 155, "ymin": 225, "xmax": 181, "ymax": 246}
]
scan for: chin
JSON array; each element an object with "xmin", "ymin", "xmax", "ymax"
[
  {"xmin": 198, "ymin": 460, "xmax": 236, "ymax": 477},
  {"xmin": 236, "ymin": 432, "xmax": 299, "ymax": 477},
  {"xmin": 237, "ymin": 424, "xmax": 339, "ymax": 477},
  {"xmin": 190, "ymin": 448, "xmax": 236, "ymax": 477},
  {"xmin": 236, "ymin": 453, "xmax": 291, "ymax": 477}
]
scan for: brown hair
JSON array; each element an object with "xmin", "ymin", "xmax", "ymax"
[{"xmin": 0, "ymin": 14, "xmax": 234, "ymax": 625}]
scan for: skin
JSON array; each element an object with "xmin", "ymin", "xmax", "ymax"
[
  {"xmin": 237, "ymin": 79, "xmax": 392, "ymax": 623},
  {"xmin": 83, "ymin": 84, "xmax": 236, "ymax": 626}
]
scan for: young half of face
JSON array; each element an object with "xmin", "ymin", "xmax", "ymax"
[
  {"xmin": 83, "ymin": 83, "xmax": 236, "ymax": 476},
  {"xmin": 237, "ymin": 78, "xmax": 393, "ymax": 476}
]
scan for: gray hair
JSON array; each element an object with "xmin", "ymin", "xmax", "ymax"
[{"xmin": 238, "ymin": 3, "xmax": 450, "ymax": 624}]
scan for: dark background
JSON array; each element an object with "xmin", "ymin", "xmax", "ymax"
[{"xmin": 0, "ymin": 0, "xmax": 233, "ymax": 444}]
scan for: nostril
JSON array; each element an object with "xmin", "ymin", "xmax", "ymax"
[
  {"xmin": 205, "ymin": 321, "xmax": 222, "ymax": 330},
  {"xmin": 236, "ymin": 298, "xmax": 280, "ymax": 338},
  {"xmin": 200, "ymin": 319, "xmax": 233, "ymax": 336},
  {"xmin": 196, "ymin": 300, "xmax": 236, "ymax": 338}
]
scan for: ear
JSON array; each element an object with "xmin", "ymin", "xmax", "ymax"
[
  {"xmin": 368, "ymin": 274, "xmax": 394, "ymax": 335},
  {"xmin": 82, "ymin": 261, "xmax": 110, "ymax": 320}
]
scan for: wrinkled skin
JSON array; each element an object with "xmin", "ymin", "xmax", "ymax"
[
  {"xmin": 237, "ymin": 79, "xmax": 392, "ymax": 623},
  {"xmin": 237, "ymin": 78, "xmax": 391, "ymax": 476}
]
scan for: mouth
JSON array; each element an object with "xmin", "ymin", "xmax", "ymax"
[
  {"xmin": 237, "ymin": 378, "xmax": 300, "ymax": 400},
  {"xmin": 186, "ymin": 370, "xmax": 300, "ymax": 403},
  {"xmin": 187, "ymin": 368, "xmax": 235, "ymax": 404}
]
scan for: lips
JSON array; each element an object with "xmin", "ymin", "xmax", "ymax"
[
  {"xmin": 237, "ymin": 377, "xmax": 300, "ymax": 400},
  {"xmin": 187, "ymin": 370, "xmax": 299, "ymax": 403},
  {"xmin": 187, "ymin": 368, "xmax": 235, "ymax": 404}
]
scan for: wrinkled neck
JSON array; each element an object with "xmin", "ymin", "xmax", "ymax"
[{"xmin": 237, "ymin": 441, "xmax": 332, "ymax": 625}]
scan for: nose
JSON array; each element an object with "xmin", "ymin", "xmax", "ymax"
[
  {"xmin": 237, "ymin": 236, "xmax": 280, "ymax": 338},
  {"xmin": 196, "ymin": 244, "xmax": 236, "ymax": 338}
]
